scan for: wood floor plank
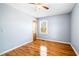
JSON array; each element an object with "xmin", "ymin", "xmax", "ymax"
[{"xmin": 4, "ymin": 39, "xmax": 76, "ymax": 56}]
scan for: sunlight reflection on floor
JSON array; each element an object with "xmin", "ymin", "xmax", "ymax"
[{"xmin": 40, "ymin": 45, "xmax": 47, "ymax": 56}]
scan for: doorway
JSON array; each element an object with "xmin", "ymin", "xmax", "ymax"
[{"xmin": 32, "ymin": 18, "xmax": 37, "ymax": 41}]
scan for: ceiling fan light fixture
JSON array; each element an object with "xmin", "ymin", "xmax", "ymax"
[{"xmin": 29, "ymin": 3, "xmax": 49, "ymax": 10}]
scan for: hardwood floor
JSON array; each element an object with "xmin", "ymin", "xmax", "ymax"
[{"xmin": 4, "ymin": 39, "xmax": 76, "ymax": 56}]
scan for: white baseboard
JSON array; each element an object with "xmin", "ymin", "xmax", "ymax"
[
  {"xmin": 0, "ymin": 40, "xmax": 32, "ymax": 55},
  {"xmin": 69, "ymin": 43, "xmax": 79, "ymax": 56},
  {"xmin": 37, "ymin": 37, "xmax": 70, "ymax": 44}
]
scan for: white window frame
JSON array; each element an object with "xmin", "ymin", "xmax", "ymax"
[{"xmin": 39, "ymin": 20, "xmax": 48, "ymax": 34}]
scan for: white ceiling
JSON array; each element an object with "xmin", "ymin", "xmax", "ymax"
[{"xmin": 7, "ymin": 3, "xmax": 75, "ymax": 18}]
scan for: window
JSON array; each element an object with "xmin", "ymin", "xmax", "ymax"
[{"xmin": 40, "ymin": 20, "xmax": 48, "ymax": 34}]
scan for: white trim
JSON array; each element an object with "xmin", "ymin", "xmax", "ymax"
[
  {"xmin": 69, "ymin": 43, "xmax": 79, "ymax": 56},
  {"xmin": 37, "ymin": 37, "xmax": 70, "ymax": 44},
  {"xmin": 0, "ymin": 40, "xmax": 32, "ymax": 55}
]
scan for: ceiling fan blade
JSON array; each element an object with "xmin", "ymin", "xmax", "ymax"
[
  {"xmin": 29, "ymin": 3, "xmax": 49, "ymax": 10},
  {"xmin": 29, "ymin": 3, "xmax": 35, "ymax": 4},
  {"xmin": 42, "ymin": 6, "xmax": 49, "ymax": 10}
]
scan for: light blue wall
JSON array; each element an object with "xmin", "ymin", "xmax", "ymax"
[
  {"xmin": 71, "ymin": 4, "xmax": 79, "ymax": 54},
  {"xmin": 0, "ymin": 4, "xmax": 34, "ymax": 53},
  {"xmin": 37, "ymin": 14, "xmax": 71, "ymax": 42}
]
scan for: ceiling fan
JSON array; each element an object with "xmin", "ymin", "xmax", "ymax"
[{"xmin": 29, "ymin": 3, "xmax": 49, "ymax": 10}]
